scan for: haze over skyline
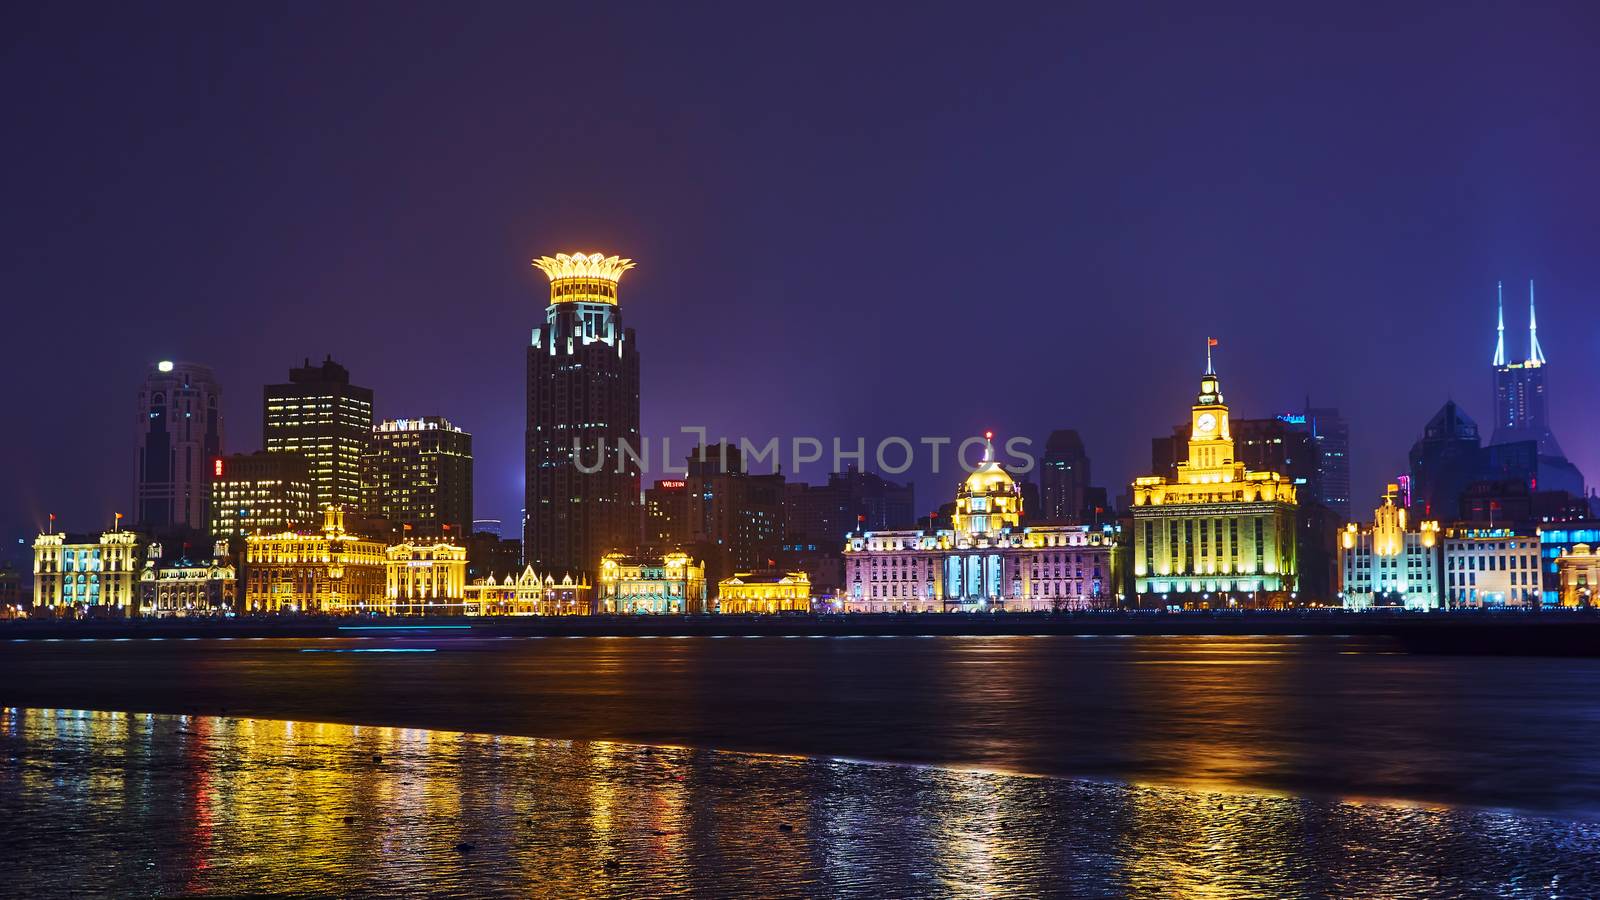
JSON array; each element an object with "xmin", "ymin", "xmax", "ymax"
[{"xmin": 4, "ymin": 3, "xmax": 1597, "ymax": 536}]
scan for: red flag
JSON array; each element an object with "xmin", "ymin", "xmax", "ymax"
[{"xmin": 1207, "ymin": 337, "xmax": 1219, "ymax": 347}]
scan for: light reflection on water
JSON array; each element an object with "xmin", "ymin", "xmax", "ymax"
[{"xmin": 2, "ymin": 708, "xmax": 1598, "ymax": 897}]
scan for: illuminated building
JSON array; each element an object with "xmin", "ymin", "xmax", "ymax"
[
  {"xmin": 264, "ymin": 357, "xmax": 374, "ymax": 511},
  {"xmin": 1337, "ymin": 486, "xmax": 1441, "ymax": 611},
  {"xmin": 642, "ymin": 478, "xmax": 689, "ymax": 552},
  {"xmin": 1538, "ymin": 520, "xmax": 1600, "ymax": 606},
  {"xmin": 1154, "ymin": 411, "xmax": 1338, "ymax": 599},
  {"xmin": 1491, "ymin": 280, "xmax": 1563, "ymax": 456},
  {"xmin": 136, "ymin": 359, "xmax": 223, "ymax": 531},
  {"xmin": 1441, "ymin": 526, "xmax": 1542, "ymax": 608},
  {"xmin": 384, "ymin": 541, "xmax": 467, "ymax": 614},
  {"xmin": 717, "ymin": 571, "xmax": 811, "ymax": 613},
  {"xmin": 673, "ymin": 443, "xmax": 785, "ymax": 586},
  {"xmin": 843, "ymin": 440, "xmax": 1118, "ymax": 612},
  {"xmin": 32, "ymin": 525, "xmax": 148, "ymax": 615},
  {"xmin": 1131, "ymin": 346, "xmax": 1298, "ymax": 607},
  {"xmin": 1268, "ymin": 404, "xmax": 1352, "ymax": 518},
  {"xmin": 598, "ymin": 552, "xmax": 706, "ymax": 614},
  {"xmin": 525, "ymin": 252, "xmax": 641, "ymax": 579},
  {"xmin": 1039, "ymin": 430, "xmax": 1091, "ymax": 523},
  {"xmin": 138, "ymin": 540, "xmax": 237, "ymax": 616},
  {"xmin": 242, "ymin": 507, "xmax": 386, "ymax": 614},
  {"xmin": 462, "ymin": 568, "xmax": 592, "ymax": 615},
  {"xmin": 361, "ymin": 417, "xmax": 472, "ymax": 539},
  {"xmin": 1555, "ymin": 544, "xmax": 1599, "ymax": 608},
  {"xmin": 209, "ymin": 451, "xmax": 315, "ymax": 540}
]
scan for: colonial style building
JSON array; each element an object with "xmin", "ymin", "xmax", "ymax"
[
  {"xmin": 138, "ymin": 541, "xmax": 237, "ymax": 616},
  {"xmin": 1556, "ymin": 544, "xmax": 1599, "ymax": 608},
  {"xmin": 598, "ymin": 552, "xmax": 707, "ymax": 614},
  {"xmin": 384, "ymin": 541, "xmax": 468, "ymax": 614},
  {"xmin": 463, "ymin": 568, "xmax": 592, "ymax": 616},
  {"xmin": 1131, "ymin": 346, "xmax": 1299, "ymax": 607},
  {"xmin": 243, "ymin": 507, "xmax": 386, "ymax": 614},
  {"xmin": 1442, "ymin": 526, "xmax": 1543, "ymax": 608},
  {"xmin": 718, "ymin": 571, "xmax": 811, "ymax": 613},
  {"xmin": 843, "ymin": 444, "xmax": 1118, "ymax": 612},
  {"xmin": 1338, "ymin": 487, "xmax": 1441, "ymax": 611},
  {"xmin": 32, "ymin": 526, "xmax": 147, "ymax": 616}
]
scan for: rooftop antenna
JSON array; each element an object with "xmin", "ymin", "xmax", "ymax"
[
  {"xmin": 1492, "ymin": 281, "xmax": 1506, "ymax": 367},
  {"xmin": 1528, "ymin": 279, "xmax": 1546, "ymax": 365}
]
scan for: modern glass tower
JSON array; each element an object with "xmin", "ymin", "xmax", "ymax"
[
  {"xmin": 1491, "ymin": 280, "xmax": 1563, "ymax": 457},
  {"xmin": 136, "ymin": 360, "xmax": 223, "ymax": 532},
  {"xmin": 525, "ymin": 252, "xmax": 642, "ymax": 579}
]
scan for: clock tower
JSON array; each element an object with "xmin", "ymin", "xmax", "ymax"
[{"xmin": 1186, "ymin": 343, "xmax": 1233, "ymax": 473}]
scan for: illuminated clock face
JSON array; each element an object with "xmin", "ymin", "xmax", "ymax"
[{"xmin": 1196, "ymin": 413, "xmax": 1217, "ymax": 434}]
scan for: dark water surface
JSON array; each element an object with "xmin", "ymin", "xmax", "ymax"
[{"xmin": 3, "ymin": 635, "xmax": 1600, "ymax": 895}]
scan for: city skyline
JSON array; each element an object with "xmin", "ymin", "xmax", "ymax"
[{"xmin": 4, "ymin": 4, "xmax": 1598, "ymax": 540}]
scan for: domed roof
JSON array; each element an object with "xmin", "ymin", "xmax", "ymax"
[{"xmin": 963, "ymin": 458, "xmax": 1014, "ymax": 495}]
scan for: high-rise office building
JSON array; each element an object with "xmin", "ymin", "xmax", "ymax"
[
  {"xmin": 1406, "ymin": 400, "xmax": 1483, "ymax": 522},
  {"xmin": 209, "ymin": 451, "xmax": 316, "ymax": 539},
  {"xmin": 1038, "ymin": 430, "xmax": 1090, "ymax": 523},
  {"xmin": 264, "ymin": 357, "xmax": 373, "ymax": 511},
  {"xmin": 525, "ymin": 252, "xmax": 642, "ymax": 578},
  {"xmin": 361, "ymin": 417, "xmax": 474, "ymax": 539},
  {"xmin": 136, "ymin": 360, "xmax": 223, "ymax": 532},
  {"xmin": 1281, "ymin": 404, "xmax": 1350, "ymax": 519},
  {"xmin": 1490, "ymin": 280, "xmax": 1562, "ymax": 456}
]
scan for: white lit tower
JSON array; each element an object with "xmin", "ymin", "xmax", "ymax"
[{"xmin": 1490, "ymin": 280, "xmax": 1563, "ymax": 457}]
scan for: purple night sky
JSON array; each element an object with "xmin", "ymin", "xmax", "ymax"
[{"xmin": 3, "ymin": 3, "xmax": 1597, "ymax": 540}]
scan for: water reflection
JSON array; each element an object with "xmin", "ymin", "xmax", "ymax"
[{"xmin": 1, "ymin": 708, "xmax": 1597, "ymax": 897}]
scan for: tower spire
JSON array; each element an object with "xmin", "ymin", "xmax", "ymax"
[
  {"xmin": 1205, "ymin": 336, "xmax": 1216, "ymax": 375},
  {"xmin": 1492, "ymin": 281, "xmax": 1506, "ymax": 367},
  {"xmin": 1528, "ymin": 279, "xmax": 1546, "ymax": 366}
]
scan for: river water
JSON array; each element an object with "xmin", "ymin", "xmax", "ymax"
[{"xmin": 2, "ymin": 634, "xmax": 1599, "ymax": 895}]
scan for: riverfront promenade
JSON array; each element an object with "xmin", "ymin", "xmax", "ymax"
[{"xmin": 5, "ymin": 610, "xmax": 1600, "ymax": 655}]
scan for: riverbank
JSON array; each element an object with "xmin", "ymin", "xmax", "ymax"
[{"xmin": 4, "ymin": 610, "xmax": 1600, "ymax": 655}]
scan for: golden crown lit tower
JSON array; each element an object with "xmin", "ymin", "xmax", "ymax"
[
  {"xmin": 525, "ymin": 251, "xmax": 642, "ymax": 584},
  {"xmin": 1130, "ymin": 341, "xmax": 1299, "ymax": 608}
]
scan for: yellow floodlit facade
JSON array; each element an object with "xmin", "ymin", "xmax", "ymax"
[
  {"xmin": 1556, "ymin": 544, "xmax": 1599, "ymax": 608},
  {"xmin": 463, "ymin": 568, "xmax": 592, "ymax": 616},
  {"xmin": 32, "ymin": 528, "xmax": 146, "ymax": 615},
  {"xmin": 599, "ymin": 552, "xmax": 707, "ymax": 614},
  {"xmin": 243, "ymin": 507, "xmax": 386, "ymax": 614},
  {"xmin": 138, "ymin": 541, "xmax": 237, "ymax": 617},
  {"xmin": 717, "ymin": 571, "xmax": 812, "ymax": 613},
  {"xmin": 1131, "ymin": 346, "xmax": 1298, "ymax": 606},
  {"xmin": 384, "ymin": 542, "xmax": 468, "ymax": 614}
]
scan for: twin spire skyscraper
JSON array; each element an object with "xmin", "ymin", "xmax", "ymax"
[{"xmin": 1490, "ymin": 280, "xmax": 1561, "ymax": 457}]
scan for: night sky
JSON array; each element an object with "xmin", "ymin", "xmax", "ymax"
[{"xmin": 4, "ymin": 3, "xmax": 1598, "ymax": 543}]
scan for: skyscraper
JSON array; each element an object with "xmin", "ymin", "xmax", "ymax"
[
  {"xmin": 1491, "ymin": 280, "xmax": 1563, "ymax": 456},
  {"xmin": 361, "ymin": 417, "xmax": 474, "ymax": 539},
  {"xmin": 136, "ymin": 360, "xmax": 223, "ymax": 532},
  {"xmin": 525, "ymin": 252, "xmax": 641, "ymax": 578},
  {"xmin": 1039, "ymin": 430, "xmax": 1090, "ymax": 523},
  {"xmin": 263, "ymin": 357, "xmax": 373, "ymax": 512}
]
